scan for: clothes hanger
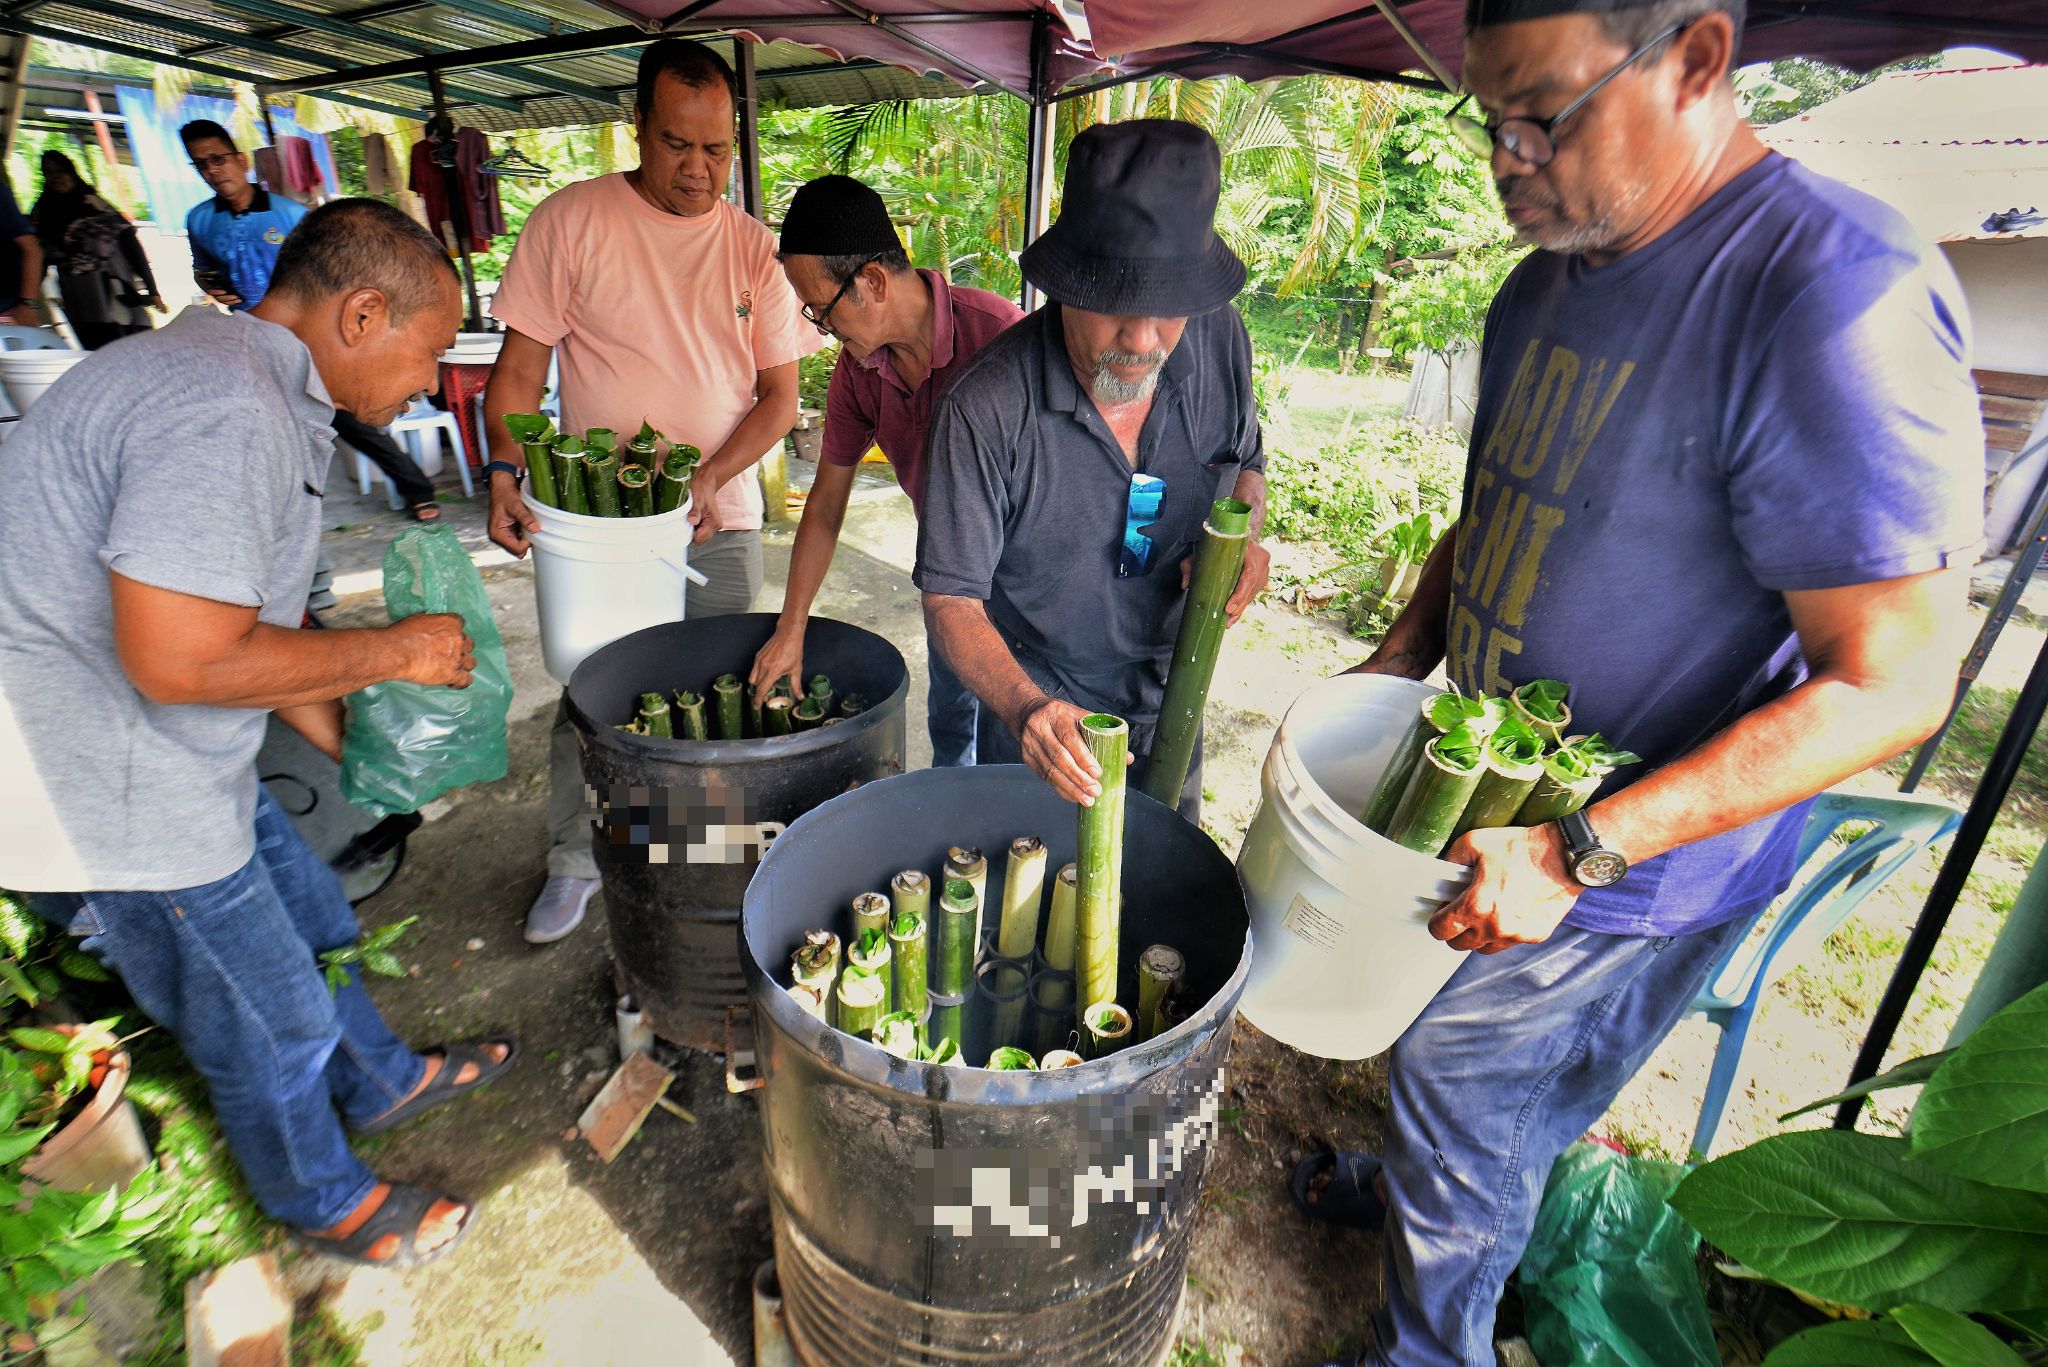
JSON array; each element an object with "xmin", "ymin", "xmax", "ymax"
[{"xmin": 481, "ymin": 141, "xmax": 550, "ymax": 179}]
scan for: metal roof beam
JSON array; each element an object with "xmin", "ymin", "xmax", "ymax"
[{"xmin": 258, "ymin": 23, "xmax": 643, "ymax": 96}]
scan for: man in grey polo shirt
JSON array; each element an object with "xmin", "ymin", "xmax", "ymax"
[
  {"xmin": 916, "ymin": 121, "xmax": 1271, "ymax": 817},
  {"xmin": 0, "ymin": 200, "xmax": 513, "ymax": 1268}
]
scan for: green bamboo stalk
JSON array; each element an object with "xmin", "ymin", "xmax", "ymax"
[
  {"xmin": 747, "ymin": 690, "xmax": 764, "ymax": 738},
  {"xmin": 584, "ymin": 427, "xmax": 619, "ymax": 457},
  {"xmin": 927, "ymin": 997, "xmax": 965, "ymax": 1055},
  {"xmin": 1075, "ymin": 715, "xmax": 1129, "ymax": 1024},
  {"xmin": 617, "ymin": 463, "xmax": 654, "ymax": 517},
  {"xmin": 788, "ymin": 983, "xmax": 826, "ymax": 1021},
  {"xmin": 946, "ymin": 846, "xmax": 988, "ymax": 960},
  {"xmin": 889, "ymin": 869, "xmax": 931, "ymax": 929},
  {"xmin": 833, "ymin": 964, "xmax": 886, "ymax": 1037},
  {"xmin": 794, "ymin": 697, "xmax": 827, "ymax": 731},
  {"xmin": 637, "ymin": 691, "xmax": 672, "ymax": 738},
  {"xmin": 712, "ymin": 674, "xmax": 744, "ymax": 740},
  {"xmin": 979, "ymin": 958, "xmax": 1030, "ymax": 1052},
  {"xmin": 1384, "ymin": 722, "xmax": 1489, "ymax": 856},
  {"xmin": 996, "ymin": 836, "xmax": 1048, "ymax": 961},
  {"xmin": 1029, "ymin": 968, "xmax": 1076, "ymax": 1058},
  {"xmin": 807, "ymin": 674, "xmax": 834, "ymax": 716},
  {"xmin": 985, "ymin": 1046, "xmax": 1036, "ymax": 1071},
  {"xmin": 851, "ymin": 892, "xmax": 891, "ymax": 942},
  {"xmin": 1514, "ymin": 734, "xmax": 1638, "ymax": 825},
  {"xmin": 673, "ymin": 690, "xmax": 709, "ymax": 740},
  {"xmin": 1452, "ymin": 717, "xmax": 1549, "ymax": 840},
  {"xmin": 503, "ymin": 413, "xmax": 559, "ymax": 509},
  {"xmin": 585, "ymin": 449, "xmax": 623, "ymax": 517},
  {"xmin": 1362, "ymin": 693, "xmax": 1453, "ymax": 832},
  {"xmin": 1042, "ymin": 863, "xmax": 1078, "ymax": 972},
  {"xmin": 626, "ymin": 420, "xmax": 662, "ymax": 467},
  {"xmin": 791, "ymin": 930, "xmax": 840, "ymax": 1000},
  {"xmin": 871, "ymin": 1010, "xmax": 922, "ymax": 1059},
  {"xmin": 934, "ymin": 877, "xmax": 977, "ymax": 999},
  {"xmin": 1136, "ymin": 944, "xmax": 1185, "ymax": 1043},
  {"xmin": 1040, "ymin": 1049, "xmax": 1084, "ymax": 1069},
  {"xmin": 888, "ymin": 910, "xmax": 927, "ymax": 1017},
  {"xmin": 552, "ymin": 437, "xmax": 590, "ymax": 515},
  {"xmin": 838, "ymin": 694, "xmax": 869, "ymax": 719},
  {"xmin": 656, "ymin": 445, "xmax": 698, "ymax": 515},
  {"xmin": 764, "ymin": 695, "xmax": 795, "ymax": 736},
  {"xmin": 1510, "ymin": 679, "xmax": 1572, "ymax": 748},
  {"xmin": 1080, "ymin": 1002, "xmax": 1132, "ymax": 1060},
  {"xmin": 1143, "ymin": 498, "xmax": 1251, "ymax": 806}
]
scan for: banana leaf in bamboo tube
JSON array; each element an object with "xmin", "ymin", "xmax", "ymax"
[
  {"xmin": 849, "ymin": 928, "xmax": 893, "ymax": 1015},
  {"xmin": 1143, "ymin": 498, "xmax": 1252, "ymax": 806},
  {"xmin": 503, "ymin": 413, "xmax": 559, "ymax": 509},
  {"xmin": 1081, "ymin": 1002, "xmax": 1132, "ymax": 1060},
  {"xmin": 888, "ymin": 910, "xmax": 927, "ymax": 1016},
  {"xmin": 922, "ymin": 1036, "xmax": 963, "ymax": 1066},
  {"xmin": 585, "ymin": 448, "xmax": 623, "ymax": 517},
  {"xmin": 1075, "ymin": 715, "xmax": 1128, "ymax": 1025},
  {"xmin": 833, "ymin": 964, "xmax": 886, "ymax": 1036},
  {"xmin": 871, "ymin": 1010, "xmax": 922, "ymax": 1059},
  {"xmin": 1384, "ymin": 720, "xmax": 1489, "ymax": 856},
  {"xmin": 1042, "ymin": 863, "xmax": 1078, "ymax": 973},
  {"xmin": 712, "ymin": 674, "xmax": 744, "ymax": 740},
  {"xmin": 1040, "ymin": 1049, "xmax": 1084, "ymax": 1069},
  {"xmin": 673, "ymin": 690, "xmax": 709, "ymax": 740},
  {"xmin": 851, "ymin": 891, "xmax": 891, "ymax": 941},
  {"xmin": 764, "ymin": 695, "xmax": 795, "ymax": 736},
  {"xmin": 986, "ymin": 1046, "xmax": 1036, "ymax": 1071},
  {"xmin": 585, "ymin": 427, "xmax": 619, "ymax": 457},
  {"xmin": 1360, "ymin": 691, "xmax": 1488, "ymax": 833},
  {"xmin": 1510, "ymin": 680, "xmax": 1572, "ymax": 747},
  {"xmin": 808, "ymin": 674, "xmax": 835, "ymax": 717},
  {"xmin": 947, "ymin": 846, "xmax": 989, "ymax": 959},
  {"xmin": 636, "ymin": 692, "xmax": 672, "ymax": 738},
  {"xmin": 626, "ymin": 420, "xmax": 661, "ymax": 467},
  {"xmin": 618, "ymin": 463, "xmax": 654, "ymax": 517},
  {"xmin": 656, "ymin": 445, "xmax": 699, "ymax": 515},
  {"xmin": 794, "ymin": 697, "xmax": 827, "ymax": 731},
  {"xmin": 1452, "ymin": 717, "xmax": 1548, "ymax": 840},
  {"xmin": 1137, "ymin": 945, "xmax": 1185, "ymax": 1042},
  {"xmin": 552, "ymin": 436, "xmax": 591, "ymax": 515},
  {"xmin": 996, "ymin": 836, "xmax": 1048, "ymax": 961},
  {"xmin": 927, "ymin": 996, "xmax": 966, "ymax": 1054},
  {"xmin": 791, "ymin": 930, "xmax": 840, "ymax": 1001},
  {"xmin": 839, "ymin": 693, "xmax": 868, "ymax": 719},
  {"xmin": 933, "ymin": 877, "xmax": 978, "ymax": 999},
  {"xmin": 1515, "ymin": 734, "xmax": 1639, "ymax": 825}
]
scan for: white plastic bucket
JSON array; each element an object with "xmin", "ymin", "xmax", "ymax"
[
  {"xmin": 1235, "ymin": 673, "xmax": 1474, "ymax": 1060},
  {"xmin": 528, "ymin": 497, "xmax": 709, "ymax": 686},
  {"xmin": 0, "ymin": 349, "xmax": 85, "ymax": 415}
]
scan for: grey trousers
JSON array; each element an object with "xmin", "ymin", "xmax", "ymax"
[{"xmin": 544, "ymin": 529, "xmax": 764, "ymax": 878}]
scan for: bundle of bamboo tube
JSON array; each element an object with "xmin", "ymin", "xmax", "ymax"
[
  {"xmin": 503, "ymin": 414, "xmax": 701, "ymax": 517},
  {"xmin": 618, "ymin": 673, "xmax": 865, "ymax": 739}
]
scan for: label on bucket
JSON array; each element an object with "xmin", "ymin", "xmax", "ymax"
[
  {"xmin": 1281, "ymin": 893, "xmax": 1347, "ymax": 951},
  {"xmin": 585, "ymin": 782, "xmax": 783, "ymax": 865}
]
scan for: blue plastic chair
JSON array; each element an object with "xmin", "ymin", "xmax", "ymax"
[
  {"xmin": 1686, "ymin": 790, "xmax": 1960, "ymax": 1159},
  {"xmin": 0, "ymin": 324, "xmax": 70, "ymax": 351}
]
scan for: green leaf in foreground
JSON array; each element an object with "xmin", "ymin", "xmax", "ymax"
[
  {"xmin": 1890, "ymin": 1305, "xmax": 2028, "ymax": 1367},
  {"xmin": 1912, "ymin": 981, "xmax": 2048, "ymax": 1193},
  {"xmin": 1669, "ymin": 1131, "xmax": 2048, "ymax": 1313},
  {"xmin": 1781, "ymin": 1050, "xmax": 1949, "ymax": 1122},
  {"xmin": 1514, "ymin": 678, "xmax": 1569, "ymax": 721},
  {"xmin": 1761, "ymin": 1319, "xmax": 1935, "ymax": 1367}
]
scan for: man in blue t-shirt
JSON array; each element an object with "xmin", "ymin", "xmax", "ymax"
[
  {"xmin": 181, "ymin": 120, "xmax": 440, "ymax": 519},
  {"xmin": 1297, "ymin": 3, "xmax": 1981, "ymax": 1364}
]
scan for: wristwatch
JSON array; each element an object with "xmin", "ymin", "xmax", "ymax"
[
  {"xmin": 1557, "ymin": 809, "xmax": 1628, "ymax": 887},
  {"xmin": 483, "ymin": 459, "xmax": 523, "ymax": 485}
]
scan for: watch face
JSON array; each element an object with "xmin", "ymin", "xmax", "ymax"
[{"xmin": 1576, "ymin": 851, "xmax": 1628, "ymax": 887}]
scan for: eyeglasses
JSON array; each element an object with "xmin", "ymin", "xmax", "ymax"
[
  {"xmin": 190, "ymin": 152, "xmax": 239, "ymax": 172},
  {"xmin": 801, "ymin": 254, "xmax": 881, "ymax": 335},
  {"xmin": 1445, "ymin": 22, "xmax": 1684, "ymax": 169}
]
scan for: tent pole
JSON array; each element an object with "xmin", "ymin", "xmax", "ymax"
[
  {"xmin": 734, "ymin": 35, "xmax": 763, "ymax": 220},
  {"xmin": 427, "ymin": 69, "xmax": 483, "ymax": 331},
  {"xmin": 1020, "ymin": 9, "xmax": 1054, "ymax": 311},
  {"xmin": 1, "ymin": 37, "xmax": 30, "ymax": 161},
  {"xmin": 1369, "ymin": 0, "xmax": 1459, "ymax": 91}
]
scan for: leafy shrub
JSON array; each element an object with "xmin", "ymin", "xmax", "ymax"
[
  {"xmin": 1265, "ymin": 417, "xmax": 1465, "ymax": 566},
  {"xmin": 1377, "ymin": 244, "xmax": 1526, "ymax": 359}
]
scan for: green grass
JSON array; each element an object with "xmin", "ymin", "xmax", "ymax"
[
  {"xmin": 1168, "ymin": 1338, "xmax": 1232, "ymax": 1367},
  {"xmin": 1882, "ymin": 684, "xmax": 2048, "ymax": 822}
]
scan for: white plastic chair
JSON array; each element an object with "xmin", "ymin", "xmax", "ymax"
[
  {"xmin": 358, "ymin": 398, "xmax": 473, "ymax": 510},
  {"xmin": 0, "ymin": 324, "xmax": 70, "ymax": 351}
]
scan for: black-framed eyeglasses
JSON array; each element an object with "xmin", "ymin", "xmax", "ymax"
[
  {"xmin": 1445, "ymin": 21, "xmax": 1684, "ymax": 168},
  {"xmin": 801, "ymin": 254, "xmax": 882, "ymax": 335},
  {"xmin": 190, "ymin": 152, "xmax": 239, "ymax": 172}
]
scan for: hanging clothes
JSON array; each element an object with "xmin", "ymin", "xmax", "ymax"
[
  {"xmin": 409, "ymin": 124, "xmax": 501, "ymax": 253},
  {"xmin": 362, "ymin": 135, "xmax": 399, "ymax": 197},
  {"xmin": 278, "ymin": 137, "xmax": 325, "ymax": 198}
]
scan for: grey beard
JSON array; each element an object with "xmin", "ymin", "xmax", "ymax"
[{"xmin": 1090, "ymin": 350, "xmax": 1167, "ymax": 405}]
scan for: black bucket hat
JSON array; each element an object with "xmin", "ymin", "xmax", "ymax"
[{"xmin": 1019, "ymin": 120, "xmax": 1246, "ymax": 317}]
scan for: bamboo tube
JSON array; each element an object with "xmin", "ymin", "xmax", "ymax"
[
  {"xmin": 1042, "ymin": 864, "xmax": 1079, "ymax": 972},
  {"xmin": 788, "ymin": 983, "xmax": 826, "ymax": 1021},
  {"xmin": 1029, "ymin": 968, "xmax": 1076, "ymax": 1058},
  {"xmin": 656, "ymin": 446, "xmax": 698, "ymax": 514},
  {"xmin": 1453, "ymin": 718, "xmax": 1548, "ymax": 840},
  {"xmin": 807, "ymin": 674, "xmax": 834, "ymax": 717},
  {"xmin": 1143, "ymin": 498, "xmax": 1251, "ymax": 806},
  {"xmin": 764, "ymin": 695, "xmax": 795, "ymax": 736},
  {"xmin": 946, "ymin": 847, "xmax": 989, "ymax": 959},
  {"xmin": 747, "ymin": 691, "xmax": 764, "ymax": 738},
  {"xmin": 1515, "ymin": 734, "xmax": 1639, "ymax": 826},
  {"xmin": 791, "ymin": 930, "xmax": 841, "ymax": 1000},
  {"xmin": 637, "ymin": 692, "xmax": 672, "ymax": 738},
  {"xmin": 851, "ymin": 892, "xmax": 891, "ymax": 941},
  {"xmin": 712, "ymin": 674, "xmax": 744, "ymax": 740},
  {"xmin": 1136, "ymin": 945, "xmax": 1185, "ymax": 1043},
  {"xmin": 996, "ymin": 836, "xmax": 1048, "ymax": 961},
  {"xmin": 1510, "ymin": 680, "xmax": 1572, "ymax": 748},
  {"xmin": 927, "ymin": 995, "xmax": 966, "ymax": 1054},
  {"xmin": 552, "ymin": 437, "xmax": 590, "ymax": 515},
  {"xmin": 888, "ymin": 910, "xmax": 927, "ymax": 1017},
  {"xmin": 1384, "ymin": 723, "xmax": 1488, "ymax": 856},
  {"xmin": 673, "ymin": 690, "xmax": 709, "ymax": 740},
  {"xmin": 978, "ymin": 958, "xmax": 1030, "ymax": 1052},
  {"xmin": 871, "ymin": 1011, "xmax": 922, "ymax": 1059},
  {"xmin": 626, "ymin": 420, "xmax": 662, "ymax": 466},
  {"xmin": 890, "ymin": 869, "xmax": 931, "ymax": 929},
  {"xmin": 584, "ymin": 427, "xmax": 619, "ymax": 456},
  {"xmin": 1080, "ymin": 1002, "xmax": 1132, "ymax": 1060},
  {"xmin": 1361, "ymin": 693, "xmax": 1450, "ymax": 833},
  {"xmin": 617, "ymin": 463, "xmax": 654, "ymax": 517},
  {"xmin": 503, "ymin": 414, "xmax": 559, "ymax": 509},
  {"xmin": 1040, "ymin": 1049, "xmax": 1084, "ymax": 1069},
  {"xmin": 838, "ymin": 694, "xmax": 868, "ymax": 719},
  {"xmin": 985, "ymin": 1046, "xmax": 1036, "ymax": 1071},
  {"xmin": 794, "ymin": 697, "xmax": 827, "ymax": 731},
  {"xmin": 933, "ymin": 878, "xmax": 978, "ymax": 999},
  {"xmin": 1075, "ymin": 715, "xmax": 1129, "ymax": 1024},
  {"xmin": 922, "ymin": 1036, "xmax": 962, "ymax": 1066},
  {"xmin": 585, "ymin": 450, "xmax": 622, "ymax": 517},
  {"xmin": 833, "ymin": 965, "xmax": 886, "ymax": 1037},
  {"xmin": 849, "ymin": 927, "xmax": 893, "ymax": 1015}
]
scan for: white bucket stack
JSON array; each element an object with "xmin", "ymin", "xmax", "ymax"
[
  {"xmin": 527, "ymin": 497, "xmax": 708, "ymax": 686},
  {"xmin": 1236, "ymin": 673, "xmax": 1473, "ymax": 1060},
  {"xmin": 0, "ymin": 348, "xmax": 86, "ymax": 416}
]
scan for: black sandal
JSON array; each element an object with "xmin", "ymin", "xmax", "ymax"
[
  {"xmin": 294, "ymin": 1183, "xmax": 479, "ymax": 1269},
  {"xmin": 1291, "ymin": 1150, "xmax": 1387, "ymax": 1231},
  {"xmin": 350, "ymin": 1038, "xmax": 519, "ymax": 1136},
  {"xmin": 410, "ymin": 502, "xmax": 442, "ymax": 523}
]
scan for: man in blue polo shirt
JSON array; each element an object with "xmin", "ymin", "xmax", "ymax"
[{"xmin": 182, "ymin": 120, "xmax": 439, "ymax": 520}]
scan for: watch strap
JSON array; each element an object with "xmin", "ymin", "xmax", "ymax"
[
  {"xmin": 1557, "ymin": 808, "xmax": 1597, "ymax": 858},
  {"xmin": 483, "ymin": 459, "xmax": 523, "ymax": 484}
]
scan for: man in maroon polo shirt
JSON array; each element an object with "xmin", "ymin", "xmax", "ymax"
[{"xmin": 750, "ymin": 175, "xmax": 1023, "ymax": 764}]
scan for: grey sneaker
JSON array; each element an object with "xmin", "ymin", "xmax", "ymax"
[{"xmin": 524, "ymin": 876, "xmax": 597, "ymax": 945}]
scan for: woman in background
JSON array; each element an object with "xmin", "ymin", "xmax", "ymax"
[{"xmin": 33, "ymin": 150, "xmax": 160, "ymax": 349}]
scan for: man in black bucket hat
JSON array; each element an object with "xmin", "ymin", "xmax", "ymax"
[{"xmin": 915, "ymin": 120, "xmax": 1270, "ymax": 819}]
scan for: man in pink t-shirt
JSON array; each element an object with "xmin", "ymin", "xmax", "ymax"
[
  {"xmin": 481, "ymin": 39, "xmax": 812, "ymax": 945},
  {"xmin": 751, "ymin": 175, "xmax": 1022, "ymax": 767}
]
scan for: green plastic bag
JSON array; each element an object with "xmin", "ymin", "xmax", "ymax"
[
  {"xmin": 1516, "ymin": 1142, "xmax": 1718, "ymax": 1367},
  {"xmin": 339, "ymin": 526, "xmax": 512, "ymax": 818}
]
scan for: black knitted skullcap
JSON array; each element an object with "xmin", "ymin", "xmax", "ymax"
[{"xmin": 779, "ymin": 175, "xmax": 903, "ymax": 258}]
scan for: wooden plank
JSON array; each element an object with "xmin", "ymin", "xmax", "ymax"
[
  {"xmin": 1986, "ymin": 425, "xmax": 2033, "ymax": 452},
  {"xmin": 1975, "ymin": 369, "xmax": 2048, "ymax": 400},
  {"xmin": 1981, "ymin": 393, "xmax": 2048, "ymax": 425}
]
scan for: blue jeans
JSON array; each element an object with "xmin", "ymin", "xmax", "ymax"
[
  {"xmin": 927, "ymin": 639, "xmax": 979, "ymax": 768},
  {"xmin": 32, "ymin": 789, "xmax": 425, "ymax": 1230},
  {"xmin": 1369, "ymin": 916, "xmax": 1750, "ymax": 1367}
]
